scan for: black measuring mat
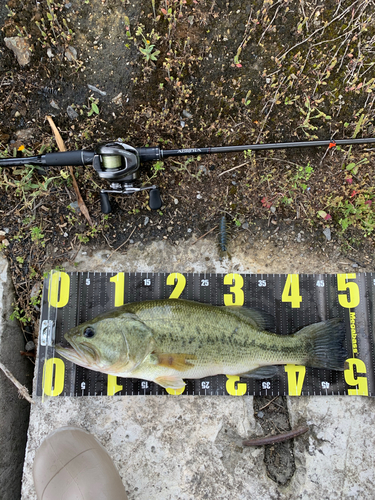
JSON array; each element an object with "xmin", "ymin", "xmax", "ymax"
[{"xmin": 37, "ymin": 271, "xmax": 373, "ymax": 398}]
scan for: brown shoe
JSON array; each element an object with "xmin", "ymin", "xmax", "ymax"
[{"xmin": 33, "ymin": 427, "xmax": 128, "ymax": 500}]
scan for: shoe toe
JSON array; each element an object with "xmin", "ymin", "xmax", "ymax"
[{"xmin": 33, "ymin": 427, "xmax": 127, "ymax": 500}]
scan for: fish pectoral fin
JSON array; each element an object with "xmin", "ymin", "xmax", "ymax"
[
  {"xmin": 154, "ymin": 376, "xmax": 186, "ymax": 389},
  {"xmin": 155, "ymin": 352, "xmax": 197, "ymax": 371},
  {"xmin": 238, "ymin": 365, "xmax": 280, "ymax": 379}
]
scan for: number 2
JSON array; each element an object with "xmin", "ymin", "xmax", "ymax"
[{"xmin": 167, "ymin": 273, "xmax": 186, "ymax": 298}]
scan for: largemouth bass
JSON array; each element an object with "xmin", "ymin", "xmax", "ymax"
[{"xmin": 55, "ymin": 299, "xmax": 347, "ymax": 389}]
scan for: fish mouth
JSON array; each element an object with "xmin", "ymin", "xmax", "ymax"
[{"xmin": 55, "ymin": 339, "xmax": 99, "ymax": 366}]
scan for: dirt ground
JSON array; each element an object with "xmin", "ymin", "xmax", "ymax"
[{"xmin": 1, "ymin": 0, "xmax": 375, "ymax": 488}]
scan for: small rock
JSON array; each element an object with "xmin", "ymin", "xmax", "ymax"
[
  {"xmin": 47, "ymin": 47, "xmax": 53, "ymax": 59},
  {"xmin": 68, "ymin": 201, "xmax": 80, "ymax": 213},
  {"xmin": 174, "ymin": 198, "xmax": 179, "ymax": 205},
  {"xmin": 4, "ymin": 37, "xmax": 31, "ymax": 66},
  {"xmin": 182, "ymin": 109, "xmax": 193, "ymax": 119},
  {"xmin": 50, "ymin": 99, "xmax": 60, "ymax": 109},
  {"xmin": 65, "ymin": 45, "xmax": 77, "ymax": 61},
  {"xmin": 87, "ymin": 84, "xmax": 106, "ymax": 96},
  {"xmin": 15, "ymin": 129, "xmax": 35, "ymax": 141},
  {"xmin": 167, "ymin": 227, "xmax": 173, "ymax": 232},
  {"xmin": 129, "ymin": 239, "xmax": 134, "ymax": 244},
  {"xmin": 270, "ymin": 206, "xmax": 276, "ymax": 214},
  {"xmin": 66, "ymin": 106, "xmax": 78, "ymax": 120},
  {"xmin": 63, "ymin": 232, "xmax": 69, "ymax": 238},
  {"xmin": 180, "ymin": 120, "xmax": 186, "ymax": 128},
  {"xmin": 296, "ymin": 232, "xmax": 302, "ymax": 243},
  {"xmin": 2, "ymin": 239, "xmax": 9, "ymax": 247},
  {"xmin": 187, "ymin": 228, "xmax": 192, "ymax": 233},
  {"xmin": 257, "ymin": 411, "xmax": 264, "ymax": 419},
  {"xmin": 196, "ymin": 193, "xmax": 202, "ymax": 199},
  {"xmin": 30, "ymin": 282, "xmax": 41, "ymax": 299},
  {"xmin": 198, "ymin": 165, "xmax": 207, "ymax": 175},
  {"xmin": 112, "ymin": 93, "xmax": 123, "ymax": 105},
  {"xmin": 323, "ymin": 228, "xmax": 331, "ymax": 241},
  {"xmin": 144, "ymin": 216, "xmax": 150, "ymax": 226},
  {"xmin": 352, "ymin": 263, "xmax": 359, "ymax": 268},
  {"xmin": 4, "ymin": 228, "xmax": 9, "ymax": 234},
  {"xmin": 242, "ymin": 222, "xmax": 249, "ymax": 229},
  {"xmin": 25, "ymin": 341, "xmax": 35, "ymax": 352}
]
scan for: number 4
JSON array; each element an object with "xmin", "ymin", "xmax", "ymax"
[{"xmin": 282, "ymin": 274, "xmax": 302, "ymax": 308}]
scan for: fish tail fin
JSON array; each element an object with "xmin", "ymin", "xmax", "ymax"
[{"xmin": 298, "ymin": 318, "xmax": 348, "ymax": 371}]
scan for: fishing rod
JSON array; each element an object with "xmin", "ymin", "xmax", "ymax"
[{"xmin": 1, "ymin": 137, "xmax": 374, "ymax": 213}]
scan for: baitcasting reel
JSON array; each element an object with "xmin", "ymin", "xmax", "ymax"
[
  {"xmin": 92, "ymin": 142, "xmax": 162, "ymax": 213},
  {"xmin": 2, "ymin": 136, "xmax": 375, "ymax": 213}
]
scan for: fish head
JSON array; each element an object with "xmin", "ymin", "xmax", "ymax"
[{"xmin": 55, "ymin": 311, "xmax": 154, "ymax": 375}]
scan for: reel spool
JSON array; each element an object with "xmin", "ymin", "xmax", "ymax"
[{"xmin": 92, "ymin": 142, "xmax": 162, "ymax": 214}]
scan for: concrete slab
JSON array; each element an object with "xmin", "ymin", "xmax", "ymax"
[
  {"xmin": 0, "ymin": 255, "xmax": 32, "ymax": 500},
  {"xmin": 21, "ymin": 235, "xmax": 375, "ymax": 499}
]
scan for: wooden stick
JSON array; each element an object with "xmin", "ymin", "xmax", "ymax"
[
  {"xmin": 191, "ymin": 225, "xmax": 218, "ymax": 245},
  {"xmin": 218, "ymin": 161, "xmax": 250, "ymax": 177},
  {"xmin": 243, "ymin": 426, "xmax": 308, "ymax": 446},
  {"xmin": 103, "ymin": 226, "xmax": 136, "ymax": 263},
  {"xmin": 45, "ymin": 116, "xmax": 93, "ymax": 227},
  {"xmin": 0, "ymin": 360, "xmax": 34, "ymax": 404}
]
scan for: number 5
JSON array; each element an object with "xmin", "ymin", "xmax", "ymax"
[{"xmin": 337, "ymin": 274, "xmax": 360, "ymax": 308}]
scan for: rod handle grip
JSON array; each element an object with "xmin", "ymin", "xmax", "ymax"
[{"xmin": 43, "ymin": 150, "xmax": 94, "ymax": 166}]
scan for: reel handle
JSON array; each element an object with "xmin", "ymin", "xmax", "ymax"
[
  {"xmin": 100, "ymin": 192, "xmax": 112, "ymax": 214},
  {"xmin": 149, "ymin": 188, "xmax": 162, "ymax": 210}
]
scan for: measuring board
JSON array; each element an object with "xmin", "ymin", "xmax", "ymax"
[{"xmin": 36, "ymin": 271, "xmax": 374, "ymax": 398}]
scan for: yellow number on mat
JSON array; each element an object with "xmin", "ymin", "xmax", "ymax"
[
  {"xmin": 285, "ymin": 364, "xmax": 306, "ymax": 395},
  {"xmin": 48, "ymin": 272, "xmax": 70, "ymax": 308},
  {"xmin": 226, "ymin": 375, "xmax": 247, "ymax": 396},
  {"xmin": 167, "ymin": 273, "xmax": 186, "ymax": 299},
  {"xmin": 282, "ymin": 274, "xmax": 302, "ymax": 308},
  {"xmin": 166, "ymin": 386, "xmax": 186, "ymax": 395},
  {"xmin": 344, "ymin": 358, "xmax": 368, "ymax": 396},
  {"xmin": 107, "ymin": 374, "xmax": 123, "ymax": 395},
  {"xmin": 223, "ymin": 274, "xmax": 244, "ymax": 306},
  {"xmin": 110, "ymin": 272, "xmax": 125, "ymax": 307},
  {"xmin": 337, "ymin": 274, "xmax": 360, "ymax": 309},
  {"xmin": 43, "ymin": 358, "xmax": 65, "ymax": 396}
]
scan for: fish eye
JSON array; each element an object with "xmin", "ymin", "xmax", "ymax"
[{"xmin": 83, "ymin": 327, "xmax": 95, "ymax": 338}]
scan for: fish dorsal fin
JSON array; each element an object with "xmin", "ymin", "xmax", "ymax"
[{"xmin": 224, "ymin": 307, "xmax": 275, "ymax": 332}]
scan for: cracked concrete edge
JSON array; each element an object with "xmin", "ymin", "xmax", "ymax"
[
  {"xmin": 0, "ymin": 254, "xmax": 33, "ymax": 500},
  {"xmin": 21, "ymin": 238, "xmax": 375, "ymax": 499}
]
